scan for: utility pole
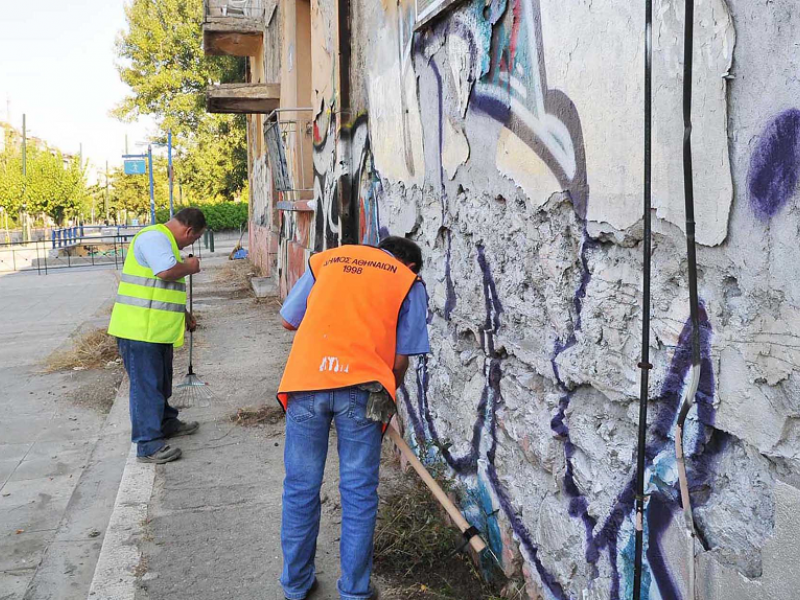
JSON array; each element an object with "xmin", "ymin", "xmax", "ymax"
[
  {"xmin": 148, "ymin": 144, "xmax": 155, "ymax": 225},
  {"xmin": 22, "ymin": 114, "xmax": 29, "ymax": 243},
  {"xmin": 21, "ymin": 114, "xmax": 26, "ymax": 177},
  {"xmin": 105, "ymin": 160, "xmax": 109, "ymax": 223},
  {"xmin": 168, "ymin": 130, "xmax": 174, "ymax": 218}
]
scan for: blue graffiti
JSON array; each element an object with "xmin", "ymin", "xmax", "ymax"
[
  {"xmin": 748, "ymin": 108, "xmax": 800, "ymax": 221},
  {"xmin": 380, "ymin": 2, "xmax": 725, "ymax": 597}
]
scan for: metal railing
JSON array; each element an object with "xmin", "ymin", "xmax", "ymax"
[
  {"xmin": 265, "ymin": 108, "xmax": 315, "ymax": 204},
  {"xmin": 51, "ymin": 225, "xmax": 146, "ymax": 249},
  {"xmin": 204, "ymin": 0, "xmax": 267, "ymax": 20},
  {"xmin": 0, "ymin": 234, "xmax": 135, "ymax": 274}
]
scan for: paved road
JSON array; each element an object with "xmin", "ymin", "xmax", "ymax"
[{"xmin": 0, "ymin": 268, "xmax": 121, "ymax": 600}]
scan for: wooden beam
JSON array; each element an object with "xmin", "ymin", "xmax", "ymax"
[
  {"xmin": 207, "ymin": 83, "xmax": 281, "ymax": 114},
  {"xmin": 203, "ymin": 18, "xmax": 263, "ymax": 57}
]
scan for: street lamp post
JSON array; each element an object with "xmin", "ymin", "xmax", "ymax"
[
  {"xmin": 168, "ymin": 130, "xmax": 174, "ymax": 218},
  {"xmin": 21, "ymin": 114, "xmax": 28, "ymax": 243},
  {"xmin": 105, "ymin": 161, "xmax": 109, "ymax": 224},
  {"xmin": 147, "ymin": 144, "xmax": 155, "ymax": 225},
  {"xmin": 129, "ymin": 134, "xmax": 174, "ymax": 226}
]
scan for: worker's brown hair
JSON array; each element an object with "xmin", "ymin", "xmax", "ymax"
[
  {"xmin": 174, "ymin": 207, "xmax": 207, "ymax": 232},
  {"xmin": 378, "ymin": 236, "xmax": 423, "ymax": 273}
]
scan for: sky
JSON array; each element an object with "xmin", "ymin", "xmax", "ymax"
[{"xmin": 0, "ymin": 0, "xmax": 156, "ymax": 183}]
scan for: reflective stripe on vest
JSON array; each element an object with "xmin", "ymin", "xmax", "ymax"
[
  {"xmin": 277, "ymin": 245, "xmax": 417, "ymax": 411},
  {"xmin": 107, "ymin": 224, "xmax": 187, "ymax": 347},
  {"xmin": 119, "ymin": 273, "xmax": 187, "ymax": 292},
  {"xmin": 114, "ymin": 294, "xmax": 186, "ymax": 313}
]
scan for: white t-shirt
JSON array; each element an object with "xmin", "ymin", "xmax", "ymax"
[{"xmin": 134, "ymin": 230, "xmax": 177, "ymax": 275}]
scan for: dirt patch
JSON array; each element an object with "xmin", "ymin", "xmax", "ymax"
[
  {"xmin": 45, "ymin": 327, "xmax": 119, "ymax": 372},
  {"xmin": 212, "ymin": 258, "xmax": 256, "ymax": 292},
  {"xmin": 374, "ymin": 459, "xmax": 509, "ymax": 600},
  {"xmin": 64, "ymin": 367, "xmax": 124, "ymax": 413},
  {"xmin": 231, "ymin": 404, "xmax": 285, "ymax": 427}
]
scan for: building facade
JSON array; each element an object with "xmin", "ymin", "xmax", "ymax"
[{"xmin": 204, "ymin": 1, "xmax": 800, "ymax": 598}]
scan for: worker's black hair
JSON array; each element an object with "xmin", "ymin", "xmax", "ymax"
[
  {"xmin": 378, "ymin": 236, "xmax": 423, "ymax": 273},
  {"xmin": 174, "ymin": 207, "xmax": 207, "ymax": 231}
]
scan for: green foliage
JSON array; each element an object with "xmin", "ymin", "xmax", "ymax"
[
  {"xmin": 0, "ymin": 138, "xmax": 91, "ymax": 224},
  {"xmin": 156, "ymin": 201, "xmax": 248, "ymax": 231},
  {"xmin": 115, "ymin": 0, "xmax": 248, "ymax": 200},
  {"xmin": 108, "ymin": 163, "xmax": 161, "ymax": 218},
  {"xmin": 176, "ymin": 115, "xmax": 249, "ymax": 201}
]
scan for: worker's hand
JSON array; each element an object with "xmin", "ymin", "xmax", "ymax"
[
  {"xmin": 184, "ymin": 256, "xmax": 201, "ymax": 275},
  {"xmin": 186, "ymin": 311, "xmax": 197, "ymax": 332}
]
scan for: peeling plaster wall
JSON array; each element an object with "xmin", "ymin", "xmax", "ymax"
[{"xmin": 297, "ymin": 0, "xmax": 800, "ymax": 598}]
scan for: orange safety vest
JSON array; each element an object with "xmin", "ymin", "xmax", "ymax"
[{"xmin": 277, "ymin": 244, "xmax": 418, "ymax": 410}]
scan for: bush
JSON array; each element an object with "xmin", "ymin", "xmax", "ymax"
[{"xmin": 156, "ymin": 202, "xmax": 248, "ymax": 231}]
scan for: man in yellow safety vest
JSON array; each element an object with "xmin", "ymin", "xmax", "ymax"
[{"xmin": 108, "ymin": 208, "xmax": 206, "ymax": 464}]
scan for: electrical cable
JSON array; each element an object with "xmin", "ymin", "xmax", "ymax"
[
  {"xmin": 675, "ymin": 0, "xmax": 702, "ymax": 597},
  {"xmin": 633, "ymin": 0, "xmax": 654, "ymax": 596}
]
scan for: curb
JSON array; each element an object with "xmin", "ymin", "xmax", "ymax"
[{"xmin": 86, "ymin": 395, "xmax": 154, "ymax": 599}]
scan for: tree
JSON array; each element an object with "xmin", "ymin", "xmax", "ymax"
[
  {"xmin": 0, "ymin": 151, "xmax": 24, "ymax": 219},
  {"xmin": 108, "ymin": 161, "xmax": 167, "ymax": 220},
  {"xmin": 0, "ymin": 142, "xmax": 90, "ymax": 226},
  {"xmin": 176, "ymin": 114, "xmax": 248, "ymax": 201},
  {"xmin": 114, "ymin": 0, "xmax": 248, "ymax": 200},
  {"xmin": 26, "ymin": 150, "xmax": 89, "ymax": 223}
]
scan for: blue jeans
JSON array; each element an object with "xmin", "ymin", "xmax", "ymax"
[
  {"xmin": 281, "ymin": 387, "xmax": 383, "ymax": 600},
  {"xmin": 117, "ymin": 338, "xmax": 179, "ymax": 457}
]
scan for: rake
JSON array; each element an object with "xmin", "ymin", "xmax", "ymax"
[{"xmin": 173, "ymin": 272, "xmax": 214, "ymax": 408}]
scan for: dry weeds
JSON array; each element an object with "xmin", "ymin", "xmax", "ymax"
[
  {"xmin": 213, "ymin": 258, "xmax": 256, "ymax": 291},
  {"xmin": 45, "ymin": 327, "xmax": 120, "ymax": 372},
  {"xmin": 374, "ymin": 465, "xmax": 508, "ymax": 599},
  {"xmin": 230, "ymin": 404, "xmax": 285, "ymax": 427}
]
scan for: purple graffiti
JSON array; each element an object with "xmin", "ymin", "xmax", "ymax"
[
  {"xmin": 464, "ymin": 0, "xmax": 589, "ymax": 218},
  {"xmin": 405, "ymin": 1, "xmax": 723, "ymax": 598},
  {"xmin": 412, "ymin": 246, "xmax": 572, "ymax": 599},
  {"xmin": 748, "ymin": 108, "xmax": 800, "ymax": 221},
  {"xmin": 445, "ymin": 230, "xmax": 457, "ymax": 320},
  {"xmin": 429, "ymin": 60, "xmax": 458, "ymax": 321},
  {"xmin": 582, "ymin": 308, "xmax": 718, "ymax": 598}
]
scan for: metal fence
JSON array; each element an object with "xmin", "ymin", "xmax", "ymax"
[
  {"xmin": 204, "ymin": 0, "xmax": 268, "ymax": 20},
  {"xmin": 0, "ymin": 226, "xmax": 230, "ymax": 275},
  {"xmin": 0, "ymin": 234, "xmax": 134, "ymax": 275}
]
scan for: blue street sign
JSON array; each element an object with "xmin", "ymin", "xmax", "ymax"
[{"xmin": 124, "ymin": 159, "xmax": 147, "ymax": 175}]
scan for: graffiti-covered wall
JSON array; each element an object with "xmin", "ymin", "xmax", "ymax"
[
  {"xmin": 330, "ymin": 0, "xmax": 800, "ymax": 599},
  {"xmin": 249, "ymin": 0, "xmax": 281, "ymax": 277},
  {"xmin": 246, "ymin": 0, "xmax": 800, "ymax": 597}
]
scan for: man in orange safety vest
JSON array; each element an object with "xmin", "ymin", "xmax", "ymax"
[{"xmin": 277, "ymin": 236, "xmax": 430, "ymax": 600}]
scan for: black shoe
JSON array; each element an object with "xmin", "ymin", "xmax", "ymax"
[
  {"xmin": 136, "ymin": 445, "xmax": 182, "ymax": 464},
  {"xmin": 285, "ymin": 578, "xmax": 318, "ymax": 600},
  {"xmin": 164, "ymin": 420, "xmax": 199, "ymax": 439}
]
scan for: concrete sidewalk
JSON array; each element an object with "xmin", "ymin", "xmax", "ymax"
[
  {"xmin": 87, "ymin": 259, "xmax": 355, "ymax": 600},
  {"xmin": 0, "ymin": 268, "xmax": 125, "ymax": 600}
]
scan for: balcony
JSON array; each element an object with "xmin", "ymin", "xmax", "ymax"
[
  {"xmin": 203, "ymin": 0, "xmax": 267, "ymax": 57},
  {"xmin": 206, "ymin": 83, "xmax": 281, "ymax": 114},
  {"xmin": 265, "ymin": 109, "xmax": 315, "ymax": 204}
]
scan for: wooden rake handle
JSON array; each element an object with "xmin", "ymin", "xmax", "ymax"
[{"xmin": 386, "ymin": 424, "xmax": 487, "ymax": 554}]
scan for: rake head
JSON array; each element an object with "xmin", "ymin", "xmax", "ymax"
[{"xmin": 172, "ymin": 372, "xmax": 215, "ymax": 408}]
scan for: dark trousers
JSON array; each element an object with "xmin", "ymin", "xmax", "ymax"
[{"xmin": 117, "ymin": 338, "xmax": 179, "ymax": 457}]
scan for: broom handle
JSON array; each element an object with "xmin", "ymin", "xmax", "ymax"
[
  {"xmin": 386, "ymin": 425, "xmax": 487, "ymax": 554},
  {"xmin": 187, "ymin": 262, "xmax": 194, "ymax": 375}
]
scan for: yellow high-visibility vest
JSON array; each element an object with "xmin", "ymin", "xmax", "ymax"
[{"xmin": 107, "ymin": 224, "xmax": 187, "ymax": 347}]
